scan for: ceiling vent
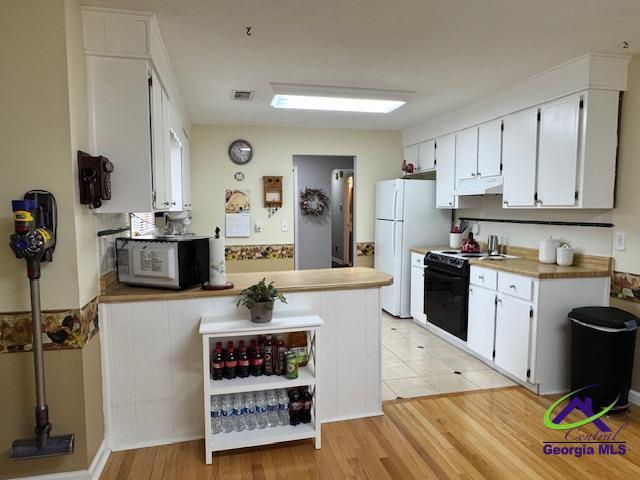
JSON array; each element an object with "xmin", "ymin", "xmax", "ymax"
[{"xmin": 232, "ymin": 90, "xmax": 254, "ymax": 101}]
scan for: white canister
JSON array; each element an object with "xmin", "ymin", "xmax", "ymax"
[
  {"xmin": 538, "ymin": 236, "xmax": 561, "ymax": 264},
  {"xmin": 450, "ymin": 233, "xmax": 463, "ymax": 249},
  {"xmin": 557, "ymin": 244, "xmax": 575, "ymax": 266}
]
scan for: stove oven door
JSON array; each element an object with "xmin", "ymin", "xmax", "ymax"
[{"xmin": 424, "ymin": 266, "xmax": 468, "ymax": 341}]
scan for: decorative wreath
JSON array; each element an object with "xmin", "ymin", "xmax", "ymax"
[{"xmin": 300, "ymin": 187, "xmax": 329, "ymax": 216}]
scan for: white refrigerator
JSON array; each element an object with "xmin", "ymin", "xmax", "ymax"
[{"xmin": 374, "ymin": 179, "xmax": 450, "ymax": 318}]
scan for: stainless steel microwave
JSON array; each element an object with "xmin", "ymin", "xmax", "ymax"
[{"xmin": 116, "ymin": 236, "xmax": 209, "ymax": 289}]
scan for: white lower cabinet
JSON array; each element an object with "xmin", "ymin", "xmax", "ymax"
[
  {"xmin": 494, "ymin": 295, "xmax": 531, "ymax": 382},
  {"xmin": 467, "ymin": 265, "xmax": 610, "ymax": 394},
  {"xmin": 467, "ymin": 285, "xmax": 496, "ymax": 361},
  {"xmin": 410, "ymin": 252, "xmax": 426, "ymax": 325}
]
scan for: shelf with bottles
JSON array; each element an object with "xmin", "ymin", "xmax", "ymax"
[
  {"xmin": 206, "ymin": 330, "xmax": 316, "ymax": 394},
  {"xmin": 200, "ymin": 314, "xmax": 322, "ymax": 463}
]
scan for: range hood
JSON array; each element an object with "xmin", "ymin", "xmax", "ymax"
[{"xmin": 455, "ymin": 176, "xmax": 504, "ymax": 196}]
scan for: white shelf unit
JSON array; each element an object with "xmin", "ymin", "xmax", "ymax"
[{"xmin": 199, "ymin": 314, "xmax": 323, "ymax": 464}]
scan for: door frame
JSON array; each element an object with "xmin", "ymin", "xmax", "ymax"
[{"xmin": 292, "ymin": 156, "xmax": 357, "ymax": 270}]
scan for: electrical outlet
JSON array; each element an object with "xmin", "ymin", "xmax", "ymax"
[
  {"xmin": 615, "ymin": 231, "xmax": 626, "ymax": 251},
  {"xmin": 281, "ymin": 221, "xmax": 289, "ymax": 232},
  {"xmin": 255, "ymin": 222, "xmax": 263, "ymax": 233}
]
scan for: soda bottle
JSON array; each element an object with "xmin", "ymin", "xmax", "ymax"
[
  {"xmin": 255, "ymin": 390, "xmax": 268, "ymax": 429},
  {"xmin": 244, "ymin": 392, "xmax": 257, "ymax": 430},
  {"xmin": 250, "ymin": 344, "xmax": 264, "ymax": 377},
  {"xmin": 301, "ymin": 388, "xmax": 312, "ymax": 424},
  {"xmin": 211, "ymin": 342, "xmax": 224, "ymax": 381},
  {"xmin": 224, "ymin": 341, "xmax": 237, "ymax": 379},
  {"xmin": 237, "ymin": 344, "xmax": 250, "ymax": 378},
  {"xmin": 288, "ymin": 389, "xmax": 302, "ymax": 426},
  {"xmin": 210, "ymin": 395, "xmax": 222, "ymax": 434},
  {"xmin": 233, "ymin": 393, "xmax": 247, "ymax": 432},
  {"xmin": 277, "ymin": 389, "xmax": 290, "ymax": 426},
  {"xmin": 221, "ymin": 395, "xmax": 235, "ymax": 433},
  {"xmin": 266, "ymin": 390, "xmax": 279, "ymax": 427},
  {"xmin": 263, "ymin": 335, "xmax": 274, "ymax": 376}
]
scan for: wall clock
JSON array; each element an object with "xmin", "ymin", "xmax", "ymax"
[{"xmin": 228, "ymin": 139, "xmax": 253, "ymax": 165}]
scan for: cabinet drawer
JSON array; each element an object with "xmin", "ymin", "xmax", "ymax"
[
  {"xmin": 470, "ymin": 266, "xmax": 497, "ymax": 290},
  {"xmin": 498, "ymin": 272, "xmax": 533, "ymax": 301},
  {"xmin": 412, "ymin": 252, "xmax": 425, "ymax": 267}
]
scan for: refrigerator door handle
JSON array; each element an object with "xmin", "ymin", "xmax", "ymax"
[{"xmin": 393, "ymin": 186, "xmax": 399, "ymax": 220}]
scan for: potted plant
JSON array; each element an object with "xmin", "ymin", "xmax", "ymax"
[{"xmin": 236, "ymin": 278, "xmax": 287, "ymax": 323}]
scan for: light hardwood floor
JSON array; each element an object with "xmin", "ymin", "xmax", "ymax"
[{"xmin": 100, "ymin": 387, "xmax": 640, "ymax": 479}]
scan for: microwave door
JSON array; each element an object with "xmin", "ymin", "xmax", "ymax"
[{"xmin": 131, "ymin": 244, "xmax": 178, "ymax": 287}]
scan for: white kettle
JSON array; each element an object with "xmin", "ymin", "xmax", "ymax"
[{"xmin": 539, "ymin": 236, "xmax": 561, "ymax": 264}]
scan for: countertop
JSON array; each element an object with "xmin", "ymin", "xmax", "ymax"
[
  {"xmin": 100, "ymin": 267, "xmax": 393, "ymax": 303},
  {"xmin": 410, "ymin": 246, "xmax": 611, "ymax": 279}
]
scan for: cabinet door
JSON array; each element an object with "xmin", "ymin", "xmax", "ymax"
[
  {"xmin": 410, "ymin": 266, "xmax": 426, "ymax": 325},
  {"xmin": 435, "ymin": 134, "xmax": 456, "ymax": 208},
  {"xmin": 536, "ymin": 96, "xmax": 581, "ymax": 207},
  {"xmin": 455, "ymin": 127, "xmax": 478, "ymax": 182},
  {"xmin": 477, "ymin": 119, "xmax": 502, "ymax": 178},
  {"xmin": 181, "ymin": 133, "xmax": 192, "ymax": 210},
  {"xmin": 150, "ymin": 70, "xmax": 167, "ymax": 209},
  {"xmin": 494, "ymin": 295, "xmax": 531, "ymax": 382},
  {"xmin": 403, "ymin": 144, "xmax": 419, "ymax": 170},
  {"xmin": 418, "ymin": 139, "xmax": 436, "ymax": 171},
  {"xmin": 502, "ymin": 108, "xmax": 538, "ymax": 207},
  {"xmin": 467, "ymin": 286, "xmax": 496, "ymax": 361}
]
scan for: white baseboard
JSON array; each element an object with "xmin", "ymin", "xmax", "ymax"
[
  {"xmin": 629, "ymin": 389, "xmax": 640, "ymax": 406},
  {"xmin": 10, "ymin": 439, "xmax": 110, "ymax": 480},
  {"xmin": 110, "ymin": 434, "xmax": 203, "ymax": 453}
]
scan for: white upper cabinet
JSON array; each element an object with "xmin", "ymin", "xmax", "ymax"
[
  {"xmin": 502, "ymin": 108, "xmax": 539, "ymax": 208},
  {"xmin": 418, "ymin": 139, "xmax": 436, "ymax": 171},
  {"xmin": 455, "ymin": 127, "xmax": 478, "ymax": 182},
  {"xmin": 435, "ymin": 134, "xmax": 457, "ymax": 208},
  {"xmin": 83, "ymin": 8, "xmax": 189, "ymax": 214},
  {"xmin": 403, "ymin": 144, "xmax": 419, "ymax": 170},
  {"xmin": 536, "ymin": 95, "xmax": 581, "ymax": 207},
  {"xmin": 477, "ymin": 119, "xmax": 502, "ymax": 178}
]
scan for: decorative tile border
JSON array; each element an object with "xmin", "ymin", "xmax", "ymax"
[
  {"xmin": 357, "ymin": 242, "xmax": 375, "ymax": 257},
  {"xmin": 611, "ymin": 271, "xmax": 640, "ymax": 303},
  {"xmin": 0, "ymin": 297, "xmax": 99, "ymax": 354},
  {"xmin": 225, "ymin": 244, "xmax": 294, "ymax": 261}
]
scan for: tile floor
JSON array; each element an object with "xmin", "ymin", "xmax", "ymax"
[{"xmin": 381, "ymin": 312, "xmax": 515, "ymax": 400}]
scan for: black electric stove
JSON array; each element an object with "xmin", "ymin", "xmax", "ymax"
[{"xmin": 423, "ymin": 251, "xmax": 470, "ymax": 341}]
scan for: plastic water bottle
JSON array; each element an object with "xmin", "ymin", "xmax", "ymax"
[
  {"xmin": 210, "ymin": 395, "xmax": 222, "ymax": 434},
  {"xmin": 255, "ymin": 390, "xmax": 268, "ymax": 429},
  {"xmin": 277, "ymin": 389, "xmax": 290, "ymax": 426},
  {"xmin": 221, "ymin": 395, "xmax": 235, "ymax": 433},
  {"xmin": 266, "ymin": 390, "xmax": 279, "ymax": 427},
  {"xmin": 244, "ymin": 392, "xmax": 257, "ymax": 430},
  {"xmin": 233, "ymin": 394, "xmax": 247, "ymax": 432}
]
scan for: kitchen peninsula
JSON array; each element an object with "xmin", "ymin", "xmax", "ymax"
[{"xmin": 98, "ymin": 267, "xmax": 392, "ymax": 451}]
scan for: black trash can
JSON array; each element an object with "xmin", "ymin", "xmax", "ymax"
[{"xmin": 570, "ymin": 306, "xmax": 639, "ymax": 412}]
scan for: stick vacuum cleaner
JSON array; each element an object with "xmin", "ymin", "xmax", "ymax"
[{"xmin": 9, "ymin": 191, "xmax": 74, "ymax": 460}]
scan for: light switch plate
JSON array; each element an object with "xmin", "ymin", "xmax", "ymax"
[
  {"xmin": 255, "ymin": 222, "xmax": 263, "ymax": 233},
  {"xmin": 614, "ymin": 231, "xmax": 626, "ymax": 251},
  {"xmin": 281, "ymin": 221, "xmax": 289, "ymax": 232}
]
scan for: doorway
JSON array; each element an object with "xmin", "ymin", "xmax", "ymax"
[{"xmin": 292, "ymin": 155, "xmax": 355, "ymax": 270}]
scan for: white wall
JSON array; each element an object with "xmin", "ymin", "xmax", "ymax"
[{"xmin": 189, "ymin": 124, "xmax": 401, "ymax": 245}]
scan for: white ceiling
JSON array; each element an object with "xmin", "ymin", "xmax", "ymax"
[{"xmin": 83, "ymin": 0, "xmax": 640, "ymax": 130}]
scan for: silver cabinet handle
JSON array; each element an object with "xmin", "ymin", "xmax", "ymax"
[
  {"xmin": 469, "ymin": 288, "xmax": 473, "ymax": 294},
  {"xmin": 509, "ymin": 284, "xmax": 516, "ymax": 289},
  {"xmin": 477, "ymin": 172, "xmax": 482, "ymax": 177},
  {"xmin": 496, "ymin": 298, "xmax": 502, "ymax": 304},
  {"xmin": 471, "ymin": 172, "xmax": 476, "ymax": 177},
  {"xmin": 171, "ymin": 202, "xmax": 176, "ymax": 206},
  {"xmin": 479, "ymin": 275, "xmax": 484, "ymax": 280},
  {"xmin": 448, "ymin": 201, "xmax": 453, "ymax": 206},
  {"xmin": 163, "ymin": 201, "xmax": 170, "ymax": 206},
  {"xmin": 503, "ymin": 200, "xmax": 509, "ymax": 206}
]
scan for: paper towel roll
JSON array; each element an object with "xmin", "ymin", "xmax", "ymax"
[{"xmin": 209, "ymin": 237, "xmax": 226, "ymax": 285}]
